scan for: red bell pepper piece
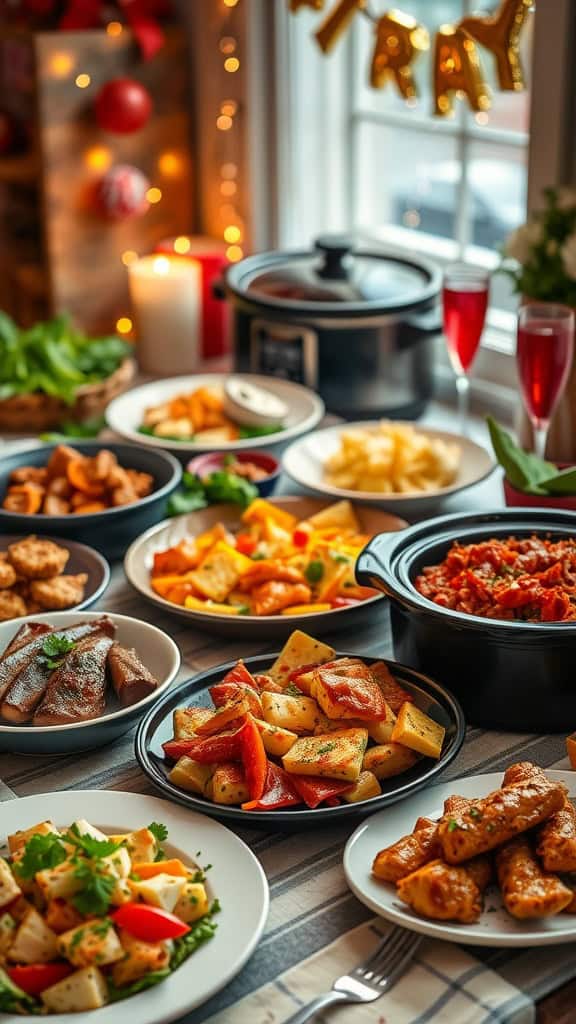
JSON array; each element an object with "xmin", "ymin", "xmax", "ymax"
[
  {"xmin": 222, "ymin": 660, "xmax": 258, "ymax": 688},
  {"xmin": 242, "ymin": 762, "xmax": 302, "ymax": 810},
  {"xmin": 7, "ymin": 963, "xmax": 72, "ymax": 996},
  {"xmin": 292, "ymin": 527, "xmax": 311, "ymax": 548},
  {"xmin": 163, "ymin": 732, "xmax": 241, "ymax": 763},
  {"xmin": 331, "ymin": 597, "xmax": 362, "ymax": 609},
  {"xmin": 236, "ymin": 715, "xmax": 267, "ymax": 800},
  {"xmin": 111, "ymin": 903, "xmax": 190, "ymax": 942},
  {"xmin": 209, "ymin": 682, "xmax": 262, "ymax": 717},
  {"xmin": 235, "ymin": 533, "xmax": 258, "ymax": 556},
  {"xmin": 289, "ymin": 775, "xmax": 354, "ymax": 809}
]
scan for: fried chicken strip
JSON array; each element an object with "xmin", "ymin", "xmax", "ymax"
[
  {"xmin": 438, "ymin": 780, "xmax": 565, "ymax": 864},
  {"xmin": 397, "ymin": 856, "xmax": 492, "ymax": 924},
  {"xmin": 496, "ymin": 835, "xmax": 573, "ymax": 918},
  {"xmin": 372, "ymin": 795, "xmax": 471, "ymax": 883},
  {"xmin": 503, "ymin": 762, "xmax": 576, "ymax": 873}
]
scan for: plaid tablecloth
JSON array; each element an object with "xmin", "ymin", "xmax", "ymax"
[{"xmin": 1, "ymin": 429, "xmax": 575, "ymax": 1023}]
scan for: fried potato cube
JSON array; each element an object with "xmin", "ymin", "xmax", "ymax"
[
  {"xmin": 36, "ymin": 862, "xmax": 82, "ymax": 902},
  {"xmin": 261, "ymin": 691, "xmax": 323, "ymax": 734},
  {"xmin": 106, "ymin": 829, "xmax": 157, "ymax": 865},
  {"xmin": 0, "ymin": 858, "xmax": 21, "ymax": 909},
  {"xmin": 169, "ymin": 756, "xmax": 215, "ymax": 797},
  {"xmin": 268, "ymin": 630, "xmax": 335, "ymax": 685},
  {"xmin": 212, "ymin": 763, "xmax": 250, "ymax": 804},
  {"xmin": 341, "ymin": 770, "xmax": 382, "ymax": 803},
  {"xmin": 173, "ymin": 882, "xmax": 210, "ymax": 924},
  {"xmin": 189, "ymin": 542, "xmax": 252, "ymax": 603},
  {"xmin": 368, "ymin": 712, "xmax": 396, "ymax": 744},
  {"xmin": 391, "ymin": 703, "xmax": 445, "ymax": 759},
  {"xmin": 8, "ymin": 820, "xmax": 58, "ymax": 854},
  {"xmin": 363, "ymin": 742, "xmax": 419, "ymax": 780},
  {"xmin": 44, "ymin": 899, "xmax": 83, "ymax": 935},
  {"xmin": 8, "ymin": 907, "xmax": 59, "ymax": 963},
  {"xmin": 58, "ymin": 920, "xmax": 124, "ymax": 968},
  {"xmin": 305, "ymin": 500, "xmax": 360, "ymax": 532},
  {"xmin": 111, "ymin": 931, "xmax": 169, "ymax": 988},
  {"xmin": 254, "ymin": 718, "xmax": 298, "ymax": 757},
  {"xmin": 195, "ymin": 696, "xmax": 249, "ymax": 735},
  {"xmin": 369, "ymin": 661, "xmax": 413, "ymax": 712},
  {"xmin": 7, "ymin": 536, "xmax": 69, "ymax": 580},
  {"xmin": 42, "ymin": 966, "xmax": 109, "ymax": 1013},
  {"xmin": 130, "ymin": 874, "xmax": 186, "ymax": 913},
  {"xmin": 282, "ymin": 728, "xmax": 368, "ymax": 781},
  {"xmin": 173, "ymin": 707, "xmax": 215, "ymax": 738}
]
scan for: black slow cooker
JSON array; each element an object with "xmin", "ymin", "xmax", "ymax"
[{"xmin": 225, "ymin": 236, "xmax": 442, "ymax": 420}]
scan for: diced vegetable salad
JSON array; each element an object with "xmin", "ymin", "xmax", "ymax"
[
  {"xmin": 0, "ymin": 819, "xmax": 218, "ymax": 1015},
  {"xmin": 163, "ymin": 630, "xmax": 446, "ymax": 813},
  {"xmin": 151, "ymin": 498, "xmax": 379, "ymax": 617}
]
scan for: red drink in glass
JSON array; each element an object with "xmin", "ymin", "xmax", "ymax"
[
  {"xmin": 517, "ymin": 318, "xmax": 574, "ymax": 427},
  {"xmin": 443, "ymin": 283, "xmax": 489, "ymax": 375}
]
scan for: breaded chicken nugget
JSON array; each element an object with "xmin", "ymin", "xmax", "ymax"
[
  {"xmin": 30, "ymin": 573, "xmax": 88, "ymax": 610},
  {"xmin": 0, "ymin": 559, "xmax": 17, "ymax": 590},
  {"xmin": 0, "ymin": 591, "xmax": 27, "ymax": 621},
  {"xmin": 7, "ymin": 537, "xmax": 69, "ymax": 579}
]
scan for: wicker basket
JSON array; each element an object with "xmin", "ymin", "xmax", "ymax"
[{"xmin": 0, "ymin": 358, "xmax": 135, "ymax": 433}]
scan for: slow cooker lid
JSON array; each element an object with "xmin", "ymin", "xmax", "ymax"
[{"xmin": 227, "ymin": 235, "xmax": 440, "ymax": 315}]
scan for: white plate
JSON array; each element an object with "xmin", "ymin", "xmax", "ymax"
[
  {"xmin": 344, "ymin": 770, "xmax": 576, "ymax": 948},
  {"xmin": 282, "ymin": 421, "xmax": 495, "ymax": 517},
  {"xmin": 0, "ymin": 790, "xmax": 269, "ymax": 1023},
  {"xmin": 0, "ymin": 611, "xmax": 180, "ymax": 755},
  {"xmin": 105, "ymin": 374, "xmax": 325, "ymax": 454}
]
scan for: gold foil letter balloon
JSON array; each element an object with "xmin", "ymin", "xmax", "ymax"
[
  {"xmin": 315, "ymin": 0, "xmax": 366, "ymax": 53},
  {"xmin": 433, "ymin": 24, "xmax": 491, "ymax": 116},
  {"xmin": 460, "ymin": 0, "xmax": 532, "ymax": 92},
  {"xmin": 370, "ymin": 10, "xmax": 429, "ymax": 99}
]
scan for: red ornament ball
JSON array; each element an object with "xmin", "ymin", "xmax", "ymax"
[
  {"xmin": 0, "ymin": 110, "xmax": 17, "ymax": 156},
  {"xmin": 94, "ymin": 78, "xmax": 153, "ymax": 135},
  {"xmin": 95, "ymin": 164, "xmax": 150, "ymax": 221}
]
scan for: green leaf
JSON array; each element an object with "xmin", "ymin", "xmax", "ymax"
[
  {"xmin": 169, "ymin": 908, "xmax": 219, "ymax": 970},
  {"xmin": 148, "ymin": 821, "xmax": 169, "ymax": 843},
  {"xmin": 537, "ymin": 465, "xmax": 576, "ymax": 495},
  {"xmin": 203, "ymin": 470, "xmax": 258, "ymax": 509},
  {"xmin": 167, "ymin": 490, "xmax": 209, "ymax": 517},
  {"xmin": 0, "ymin": 968, "xmax": 40, "ymax": 1015},
  {"xmin": 238, "ymin": 423, "xmax": 281, "ymax": 438},
  {"xmin": 305, "ymin": 560, "xmax": 325, "ymax": 584},
  {"xmin": 65, "ymin": 823, "xmax": 123, "ymax": 860},
  {"xmin": 486, "ymin": 416, "xmax": 554, "ymax": 493},
  {"xmin": 71, "ymin": 861, "xmax": 116, "ymax": 916},
  {"xmin": 15, "ymin": 832, "xmax": 67, "ymax": 879},
  {"xmin": 39, "ymin": 635, "xmax": 76, "ymax": 670},
  {"xmin": 107, "ymin": 969, "xmax": 172, "ymax": 1003}
]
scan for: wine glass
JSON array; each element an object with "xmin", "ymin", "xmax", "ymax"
[
  {"xmin": 442, "ymin": 264, "xmax": 490, "ymax": 434},
  {"xmin": 517, "ymin": 303, "xmax": 575, "ymax": 459}
]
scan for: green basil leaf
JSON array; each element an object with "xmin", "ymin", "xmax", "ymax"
[{"xmin": 486, "ymin": 416, "xmax": 555, "ymax": 493}]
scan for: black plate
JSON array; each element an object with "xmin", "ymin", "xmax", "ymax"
[
  {"xmin": 0, "ymin": 535, "xmax": 110, "ymax": 613},
  {"xmin": 135, "ymin": 652, "xmax": 466, "ymax": 830}
]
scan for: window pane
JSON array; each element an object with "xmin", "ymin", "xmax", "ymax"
[
  {"xmin": 353, "ymin": 121, "xmax": 460, "ymax": 241},
  {"xmin": 466, "ymin": 139, "xmax": 527, "ymax": 252}
]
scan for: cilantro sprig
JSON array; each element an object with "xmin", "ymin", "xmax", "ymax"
[
  {"xmin": 15, "ymin": 833, "xmax": 67, "ymax": 879},
  {"xmin": 39, "ymin": 635, "xmax": 76, "ymax": 670}
]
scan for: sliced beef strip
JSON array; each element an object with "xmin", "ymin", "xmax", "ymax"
[
  {"xmin": 107, "ymin": 644, "xmax": 160, "ymax": 708},
  {"xmin": 33, "ymin": 632, "xmax": 113, "ymax": 726}
]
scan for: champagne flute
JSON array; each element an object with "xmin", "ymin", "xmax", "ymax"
[
  {"xmin": 442, "ymin": 264, "xmax": 490, "ymax": 434},
  {"xmin": 517, "ymin": 303, "xmax": 575, "ymax": 459}
]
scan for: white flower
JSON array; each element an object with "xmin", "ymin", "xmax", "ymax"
[
  {"xmin": 562, "ymin": 231, "xmax": 576, "ymax": 280},
  {"xmin": 556, "ymin": 186, "xmax": 576, "ymax": 211},
  {"xmin": 504, "ymin": 221, "xmax": 542, "ymax": 265}
]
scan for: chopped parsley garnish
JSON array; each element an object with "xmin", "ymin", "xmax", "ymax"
[
  {"xmin": 284, "ymin": 682, "xmax": 303, "ymax": 697},
  {"xmin": 65, "ymin": 824, "xmax": 122, "ymax": 859},
  {"xmin": 148, "ymin": 822, "xmax": 169, "ymax": 843},
  {"xmin": 251, "ymin": 551, "xmax": 266, "ymax": 561},
  {"xmin": 469, "ymin": 807, "xmax": 482, "ymax": 819},
  {"xmin": 316, "ymin": 742, "xmax": 336, "ymax": 755},
  {"xmin": 15, "ymin": 832, "xmax": 67, "ymax": 879},
  {"xmin": 71, "ymin": 861, "xmax": 116, "ymax": 917},
  {"xmin": 305, "ymin": 560, "xmax": 325, "ymax": 584},
  {"xmin": 447, "ymin": 819, "xmax": 461, "ymax": 832},
  {"xmin": 39, "ymin": 635, "xmax": 76, "ymax": 670},
  {"xmin": 329, "ymin": 551, "xmax": 349, "ymax": 564}
]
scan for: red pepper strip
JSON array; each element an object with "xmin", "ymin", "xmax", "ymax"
[
  {"xmin": 7, "ymin": 964, "xmax": 72, "ymax": 996},
  {"xmin": 242, "ymin": 762, "xmax": 302, "ymax": 810},
  {"xmin": 292, "ymin": 527, "xmax": 311, "ymax": 548},
  {"xmin": 111, "ymin": 903, "xmax": 190, "ymax": 942},
  {"xmin": 330, "ymin": 597, "xmax": 362, "ymax": 609},
  {"xmin": 289, "ymin": 775, "xmax": 354, "ymax": 809},
  {"xmin": 235, "ymin": 533, "xmax": 258, "ymax": 556},
  {"xmin": 236, "ymin": 715, "xmax": 267, "ymax": 801},
  {"xmin": 324, "ymin": 796, "xmax": 341, "ymax": 807},
  {"xmin": 222, "ymin": 660, "xmax": 258, "ymax": 688},
  {"xmin": 288, "ymin": 663, "xmax": 321, "ymax": 683},
  {"xmin": 210, "ymin": 682, "xmax": 262, "ymax": 717},
  {"xmin": 163, "ymin": 732, "xmax": 241, "ymax": 763}
]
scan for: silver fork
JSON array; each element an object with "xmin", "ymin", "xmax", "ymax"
[{"xmin": 283, "ymin": 927, "xmax": 422, "ymax": 1024}]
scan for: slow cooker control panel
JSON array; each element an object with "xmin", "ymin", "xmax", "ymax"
[{"xmin": 249, "ymin": 319, "xmax": 319, "ymax": 388}]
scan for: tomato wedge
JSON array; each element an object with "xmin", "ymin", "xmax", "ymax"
[
  {"xmin": 111, "ymin": 903, "xmax": 190, "ymax": 942},
  {"xmin": 242, "ymin": 762, "xmax": 301, "ymax": 811},
  {"xmin": 163, "ymin": 732, "xmax": 241, "ymax": 763},
  {"xmin": 235, "ymin": 533, "xmax": 258, "ymax": 556},
  {"xmin": 236, "ymin": 715, "xmax": 267, "ymax": 801},
  {"xmin": 289, "ymin": 775, "xmax": 354, "ymax": 809},
  {"xmin": 7, "ymin": 963, "xmax": 72, "ymax": 996}
]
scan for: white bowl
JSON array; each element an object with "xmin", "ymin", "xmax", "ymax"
[
  {"xmin": 0, "ymin": 611, "xmax": 180, "ymax": 755},
  {"xmin": 105, "ymin": 373, "xmax": 325, "ymax": 455},
  {"xmin": 282, "ymin": 421, "xmax": 495, "ymax": 517}
]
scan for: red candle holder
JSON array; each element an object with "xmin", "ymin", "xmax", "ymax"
[{"xmin": 155, "ymin": 236, "xmax": 230, "ymax": 360}]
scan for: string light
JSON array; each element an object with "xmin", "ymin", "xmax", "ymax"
[
  {"xmin": 224, "ymin": 57, "xmax": 240, "ymax": 72},
  {"xmin": 48, "ymin": 52, "xmax": 75, "ymax": 78},
  {"xmin": 174, "ymin": 236, "xmax": 192, "ymax": 254},
  {"xmin": 158, "ymin": 152, "xmax": 183, "ymax": 177},
  {"xmin": 216, "ymin": 115, "xmax": 233, "ymax": 131},
  {"xmin": 221, "ymin": 100, "xmax": 238, "ymax": 116},
  {"xmin": 224, "ymin": 225, "xmax": 242, "ymax": 243},
  {"xmin": 220, "ymin": 181, "xmax": 237, "ymax": 196},
  {"xmin": 84, "ymin": 146, "xmax": 112, "ymax": 172},
  {"xmin": 223, "ymin": 0, "xmax": 239, "ymax": 7},
  {"xmin": 146, "ymin": 187, "xmax": 163, "ymax": 204},
  {"xmin": 218, "ymin": 1, "xmax": 244, "ymax": 261},
  {"xmin": 116, "ymin": 317, "xmax": 133, "ymax": 334},
  {"xmin": 226, "ymin": 245, "xmax": 243, "ymax": 262},
  {"xmin": 219, "ymin": 37, "xmax": 237, "ymax": 54},
  {"xmin": 121, "ymin": 250, "xmax": 138, "ymax": 266},
  {"xmin": 221, "ymin": 162, "xmax": 237, "ymax": 179},
  {"xmin": 106, "ymin": 21, "xmax": 123, "ymax": 36},
  {"xmin": 75, "ymin": 73, "xmax": 91, "ymax": 88}
]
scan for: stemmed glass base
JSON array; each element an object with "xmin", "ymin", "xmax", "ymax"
[
  {"xmin": 532, "ymin": 423, "xmax": 549, "ymax": 460},
  {"xmin": 455, "ymin": 375, "xmax": 470, "ymax": 437}
]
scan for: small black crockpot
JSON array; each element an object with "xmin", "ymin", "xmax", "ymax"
[{"xmin": 356, "ymin": 509, "xmax": 576, "ymax": 733}]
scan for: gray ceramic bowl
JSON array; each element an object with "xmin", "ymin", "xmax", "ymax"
[
  {"xmin": 0, "ymin": 442, "xmax": 182, "ymax": 560},
  {"xmin": 0, "ymin": 535, "xmax": 110, "ymax": 615},
  {"xmin": 0, "ymin": 611, "xmax": 181, "ymax": 755}
]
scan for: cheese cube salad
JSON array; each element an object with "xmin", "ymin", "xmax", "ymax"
[{"xmin": 0, "ymin": 819, "xmax": 218, "ymax": 1015}]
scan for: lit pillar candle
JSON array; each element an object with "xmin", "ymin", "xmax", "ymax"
[
  {"xmin": 155, "ymin": 236, "xmax": 230, "ymax": 360},
  {"xmin": 128, "ymin": 255, "xmax": 201, "ymax": 376}
]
